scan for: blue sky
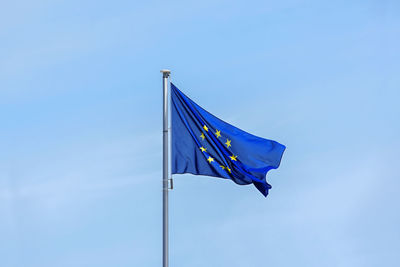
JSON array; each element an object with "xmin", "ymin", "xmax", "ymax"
[{"xmin": 1, "ymin": 0, "xmax": 399, "ymax": 266}]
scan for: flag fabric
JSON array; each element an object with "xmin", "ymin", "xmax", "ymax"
[{"xmin": 171, "ymin": 83, "xmax": 285, "ymax": 197}]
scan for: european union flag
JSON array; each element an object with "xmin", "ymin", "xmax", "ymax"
[{"xmin": 171, "ymin": 83, "xmax": 285, "ymax": 197}]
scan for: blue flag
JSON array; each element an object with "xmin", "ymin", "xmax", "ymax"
[{"xmin": 171, "ymin": 83, "xmax": 285, "ymax": 197}]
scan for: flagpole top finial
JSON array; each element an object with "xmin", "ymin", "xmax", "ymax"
[{"xmin": 160, "ymin": 69, "xmax": 171, "ymax": 78}]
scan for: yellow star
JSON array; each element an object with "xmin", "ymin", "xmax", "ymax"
[
  {"xmin": 203, "ymin": 125, "xmax": 209, "ymax": 132},
  {"xmin": 215, "ymin": 129, "xmax": 221, "ymax": 138},
  {"xmin": 220, "ymin": 165, "xmax": 231, "ymax": 173},
  {"xmin": 230, "ymin": 155, "xmax": 237, "ymax": 161},
  {"xmin": 225, "ymin": 139, "xmax": 231, "ymax": 148},
  {"xmin": 207, "ymin": 156, "xmax": 214, "ymax": 163},
  {"xmin": 200, "ymin": 133, "xmax": 205, "ymax": 140},
  {"xmin": 200, "ymin": 146, "xmax": 207, "ymax": 152}
]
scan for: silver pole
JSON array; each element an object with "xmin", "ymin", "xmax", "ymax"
[{"xmin": 161, "ymin": 69, "xmax": 171, "ymax": 267}]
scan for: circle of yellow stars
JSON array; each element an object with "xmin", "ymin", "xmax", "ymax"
[{"xmin": 198, "ymin": 124, "xmax": 238, "ymax": 175}]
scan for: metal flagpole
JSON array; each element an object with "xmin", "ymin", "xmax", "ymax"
[{"xmin": 161, "ymin": 69, "xmax": 171, "ymax": 267}]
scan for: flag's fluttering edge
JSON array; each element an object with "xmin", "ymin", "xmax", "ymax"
[{"xmin": 171, "ymin": 83, "xmax": 285, "ymax": 197}]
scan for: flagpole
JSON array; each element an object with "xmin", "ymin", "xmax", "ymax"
[{"xmin": 161, "ymin": 69, "xmax": 171, "ymax": 267}]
